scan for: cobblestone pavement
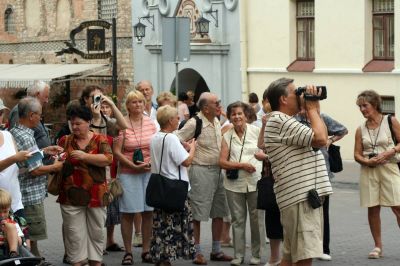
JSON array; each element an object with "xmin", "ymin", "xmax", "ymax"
[{"xmin": 38, "ymin": 182, "xmax": 399, "ymax": 266}]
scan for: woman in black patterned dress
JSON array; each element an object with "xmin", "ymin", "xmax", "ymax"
[{"xmin": 149, "ymin": 105, "xmax": 196, "ymax": 266}]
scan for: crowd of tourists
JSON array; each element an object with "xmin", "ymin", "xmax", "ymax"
[{"xmin": 0, "ymin": 77, "xmax": 399, "ymax": 266}]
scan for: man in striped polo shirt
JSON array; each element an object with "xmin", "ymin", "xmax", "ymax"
[{"xmin": 264, "ymin": 78, "xmax": 333, "ymax": 266}]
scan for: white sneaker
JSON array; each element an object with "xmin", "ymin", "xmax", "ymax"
[
  {"xmin": 266, "ymin": 237, "xmax": 270, "ymax": 244},
  {"xmin": 230, "ymin": 257, "xmax": 244, "ymax": 265},
  {"xmin": 264, "ymin": 260, "xmax": 281, "ymax": 266},
  {"xmin": 250, "ymin": 257, "xmax": 261, "ymax": 265},
  {"xmin": 318, "ymin": 254, "xmax": 332, "ymax": 261}
]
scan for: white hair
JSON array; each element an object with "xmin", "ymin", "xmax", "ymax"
[
  {"xmin": 197, "ymin": 92, "xmax": 213, "ymax": 110},
  {"xmin": 26, "ymin": 80, "xmax": 49, "ymax": 96},
  {"xmin": 18, "ymin": 97, "xmax": 41, "ymax": 118}
]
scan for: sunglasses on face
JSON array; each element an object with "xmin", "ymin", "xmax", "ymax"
[{"xmin": 209, "ymin": 100, "xmax": 221, "ymax": 106}]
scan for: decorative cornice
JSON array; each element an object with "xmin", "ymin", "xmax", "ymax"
[
  {"xmin": 0, "ymin": 37, "xmax": 132, "ymax": 53},
  {"xmin": 247, "ymin": 67, "xmax": 400, "ymax": 75},
  {"xmin": 144, "ymin": 43, "xmax": 230, "ymax": 55}
]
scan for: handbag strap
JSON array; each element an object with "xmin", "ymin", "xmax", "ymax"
[
  {"xmin": 388, "ymin": 114, "xmax": 397, "ymax": 145},
  {"xmin": 158, "ymin": 133, "xmax": 182, "ymax": 181},
  {"xmin": 116, "ymin": 130, "xmax": 126, "ymax": 178},
  {"xmin": 228, "ymin": 129, "xmax": 247, "ymax": 163}
]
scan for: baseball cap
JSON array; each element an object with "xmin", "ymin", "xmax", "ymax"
[{"xmin": 0, "ymin": 99, "xmax": 9, "ymax": 111}]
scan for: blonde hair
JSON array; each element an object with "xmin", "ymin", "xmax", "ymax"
[
  {"xmin": 125, "ymin": 90, "xmax": 146, "ymax": 110},
  {"xmin": 157, "ymin": 105, "xmax": 178, "ymax": 129},
  {"xmin": 0, "ymin": 188, "xmax": 11, "ymax": 210},
  {"xmin": 156, "ymin": 91, "xmax": 177, "ymax": 107}
]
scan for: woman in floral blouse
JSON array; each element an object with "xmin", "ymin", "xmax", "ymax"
[{"xmin": 57, "ymin": 105, "xmax": 113, "ymax": 266}]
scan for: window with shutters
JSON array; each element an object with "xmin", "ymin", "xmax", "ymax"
[
  {"xmin": 98, "ymin": 0, "xmax": 117, "ymax": 22},
  {"xmin": 381, "ymin": 96, "xmax": 395, "ymax": 115},
  {"xmin": 4, "ymin": 6, "xmax": 15, "ymax": 33},
  {"xmin": 297, "ymin": 0, "xmax": 314, "ymax": 60},
  {"xmin": 373, "ymin": 0, "xmax": 394, "ymax": 60}
]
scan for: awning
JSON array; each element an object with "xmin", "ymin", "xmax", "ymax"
[{"xmin": 0, "ymin": 64, "xmax": 109, "ymax": 88}]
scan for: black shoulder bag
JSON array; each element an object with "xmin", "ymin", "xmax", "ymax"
[
  {"xmin": 146, "ymin": 134, "xmax": 189, "ymax": 213},
  {"xmin": 387, "ymin": 114, "xmax": 400, "ymax": 170},
  {"xmin": 328, "ymin": 144, "xmax": 343, "ymax": 173}
]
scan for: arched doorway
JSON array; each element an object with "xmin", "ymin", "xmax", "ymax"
[{"xmin": 169, "ymin": 68, "xmax": 209, "ymax": 102}]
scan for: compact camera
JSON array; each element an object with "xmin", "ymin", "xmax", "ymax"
[
  {"xmin": 93, "ymin": 95, "xmax": 102, "ymax": 105},
  {"xmin": 295, "ymin": 86, "xmax": 327, "ymax": 101},
  {"xmin": 368, "ymin": 153, "xmax": 378, "ymax": 159}
]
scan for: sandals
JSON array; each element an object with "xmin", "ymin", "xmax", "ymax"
[
  {"xmin": 141, "ymin": 251, "xmax": 153, "ymax": 263},
  {"xmin": 106, "ymin": 243, "xmax": 125, "ymax": 252},
  {"xmin": 121, "ymin": 253, "xmax": 133, "ymax": 265},
  {"xmin": 63, "ymin": 254, "xmax": 73, "ymax": 264},
  {"xmin": 368, "ymin": 247, "xmax": 382, "ymax": 259}
]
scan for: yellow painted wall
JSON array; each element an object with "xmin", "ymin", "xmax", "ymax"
[{"xmin": 244, "ymin": 0, "xmax": 400, "ymax": 160}]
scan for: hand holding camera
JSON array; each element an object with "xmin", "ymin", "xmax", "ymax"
[
  {"xmin": 296, "ymin": 85, "xmax": 327, "ymax": 101},
  {"xmin": 298, "ymin": 85, "xmax": 322, "ymax": 112},
  {"xmin": 367, "ymin": 151, "xmax": 390, "ymax": 167}
]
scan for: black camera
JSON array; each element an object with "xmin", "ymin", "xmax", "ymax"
[
  {"xmin": 368, "ymin": 153, "xmax": 378, "ymax": 159},
  {"xmin": 295, "ymin": 86, "xmax": 327, "ymax": 101}
]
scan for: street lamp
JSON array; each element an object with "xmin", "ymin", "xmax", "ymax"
[
  {"xmin": 195, "ymin": 16, "xmax": 210, "ymax": 37},
  {"xmin": 195, "ymin": 8, "xmax": 218, "ymax": 37},
  {"xmin": 133, "ymin": 21, "xmax": 146, "ymax": 41},
  {"xmin": 133, "ymin": 15, "xmax": 155, "ymax": 41}
]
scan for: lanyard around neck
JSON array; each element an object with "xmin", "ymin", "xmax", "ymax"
[
  {"xmin": 366, "ymin": 115, "xmax": 384, "ymax": 152},
  {"xmin": 228, "ymin": 128, "xmax": 247, "ymax": 163},
  {"xmin": 129, "ymin": 115, "xmax": 143, "ymax": 148}
]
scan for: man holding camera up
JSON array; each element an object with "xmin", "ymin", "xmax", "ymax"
[{"xmin": 264, "ymin": 78, "xmax": 332, "ymax": 266}]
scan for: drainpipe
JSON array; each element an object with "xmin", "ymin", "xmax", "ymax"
[{"xmin": 239, "ymin": 0, "xmax": 249, "ymax": 101}]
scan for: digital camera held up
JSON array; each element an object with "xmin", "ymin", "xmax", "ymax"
[{"xmin": 295, "ymin": 86, "xmax": 327, "ymax": 101}]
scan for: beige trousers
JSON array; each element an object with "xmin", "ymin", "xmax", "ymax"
[
  {"xmin": 226, "ymin": 190, "xmax": 261, "ymax": 259},
  {"xmin": 61, "ymin": 204, "xmax": 106, "ymax": 263}
]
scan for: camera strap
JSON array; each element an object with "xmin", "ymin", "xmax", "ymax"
[
  {"xmin": 129, "ymin": 115, "xmax": 143, "ymax": 148},
  {"xmin": 366, "ymin": 115, "xmax": 384, "ymax": 153},
  {"xmin": 228, "ymin": 128, "xmax": 247, "ymax": 163}
]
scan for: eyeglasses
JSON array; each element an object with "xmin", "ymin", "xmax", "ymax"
[
  {"xmin": 209, "ymin": 100, "xmax": 221, "ymax": 106},
  {"xmin": 32, "ymin": 112, "xmax": 42, "ymax": 117}
]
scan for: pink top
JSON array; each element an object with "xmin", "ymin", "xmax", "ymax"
[{"xmin": 119, "ymin": 116, "xmax": 157, "ymax": 174}]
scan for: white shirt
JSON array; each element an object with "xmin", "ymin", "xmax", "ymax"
[
  {"xmin": 150, "ymin": 132, "xmax": 190, "ymax": 190},
  {"xmin": 144, "ymin": 104, "xmax": 160, "ymax": 131},
  {"xmin": 0, "ymin": 131, "xmax": 24, "ymax": 212},
  {"xmin": 223, "ymin": 124, "xmax": 262, "ymax": 193}
]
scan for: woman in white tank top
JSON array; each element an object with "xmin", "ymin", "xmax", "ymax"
[
  {"xmin": 0, "ymin": 129, "xmax": 30, "ymax": 213},
  {"xmin": 354, "ymin": 90, "xmax": 400, "ymax": 259}
]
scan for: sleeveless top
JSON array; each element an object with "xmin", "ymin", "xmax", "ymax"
[
  {"xmin": 360, "ymin": 115, "xmax": 398, "ymax": 163},
  {"xmin": 0, "ymin": 131, "xmax": 23, "ymax": 212}
]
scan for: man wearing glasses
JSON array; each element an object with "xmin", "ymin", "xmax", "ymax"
[
  {"xmin": 176, "ymin": 92, "xmax": 232, "ymax": 265},
  {"xmin": 10, "ymin": 97, "xmax": 63, "ymax": 261}
]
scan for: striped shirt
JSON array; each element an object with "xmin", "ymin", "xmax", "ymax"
[{"xmin": 264, "ymin": 111, "xmax": 333, "ymax": 210}]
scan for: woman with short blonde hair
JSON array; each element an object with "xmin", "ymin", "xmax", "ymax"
[
  {"xmin": 156, "ymin": 92, "xmax": 176, "ymax": 107},
  {"xmin": 150, "ymin": 105, "xmax": 196, "ymax": 265},
  {"xmin": 114, "ymin": 90, "xmax": 157, "ymax": 265}
]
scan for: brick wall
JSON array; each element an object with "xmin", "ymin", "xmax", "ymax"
[{"xmin": 0, "ymin": 0, "xmax": 134, "ymax": 129}]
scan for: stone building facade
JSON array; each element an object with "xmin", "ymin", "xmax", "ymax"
[{"xmin": 0, "ymin": 0, "xmax": 134, "ymax": 133}]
